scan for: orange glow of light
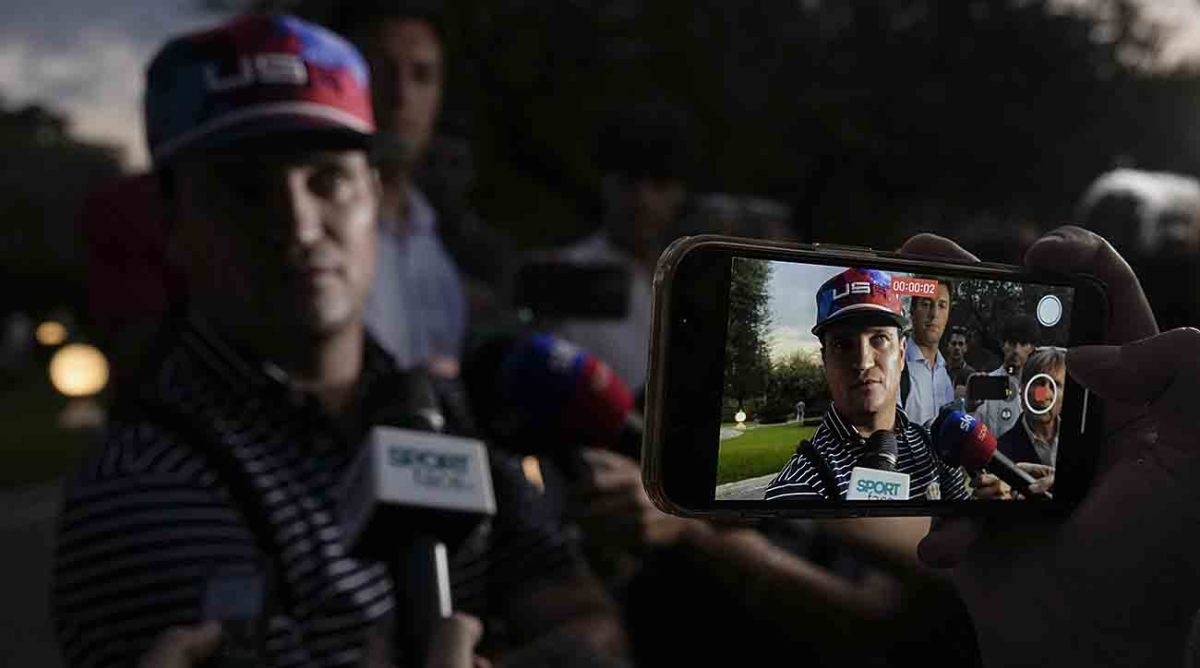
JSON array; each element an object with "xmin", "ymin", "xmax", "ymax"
[
  {"xmin": 48, "ymin": 344, "xmax": 109, "ymax": 397},
  {"xmin": 35, "ymin": 321, "xmax": 67, "ymax": 346}
]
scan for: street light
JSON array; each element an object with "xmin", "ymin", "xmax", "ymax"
[
  {"xmin": 36, "ymin": 320, "xmax": 67, "ymax": 346},
  {"xmin": 48, "ymin": 343, "xmax": 109, "ymax": 429}
]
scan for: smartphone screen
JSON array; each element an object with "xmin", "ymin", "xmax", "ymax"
[
  {"xmin": 716, "ymin": 258, "xmax": 1074, "ymax": 504},
  {"xmin": 202, "ymin": 567, "xmax": 266, "ymax": 666},
  {"xmin": 643, "ymin": 236, "xmax": 1105, "ymax": 517}
]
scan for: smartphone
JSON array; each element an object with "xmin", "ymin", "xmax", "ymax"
[
  {"xmin": 201, "ymin": 565, "xmax": 267, "ymax": 667},
  {"xmin": 966, "ymin": 374, "xmax": 1012, "ymax": 402},
  {"xmin": 642, "ymin": 235, "xmax": 1107, "ymax": 518},
  {"xmin": 514, "ymin": 261, "xmax": 632, "ymax": 320}
]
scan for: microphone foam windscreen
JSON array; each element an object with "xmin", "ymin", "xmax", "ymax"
[{"xmin": 935, "ymin": 410, "xmax": 997, "ymax": 471}]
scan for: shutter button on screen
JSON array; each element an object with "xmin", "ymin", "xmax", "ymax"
[{"xmin": 1036, "ymin": 295, "xmax": 1063, "ymax": 327}]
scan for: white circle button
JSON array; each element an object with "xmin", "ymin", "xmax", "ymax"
[{"xmin": 1036, "ymin": 295, "xmax": 1063, "ymax": 327}]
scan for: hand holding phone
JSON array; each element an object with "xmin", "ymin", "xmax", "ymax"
[
  {"xmin": 200, "ymin": 566, "xmax": 266, "ymax": 667},
  {"xmin": 919, "ymin": 226, "xmax": 1200, "ymax": 664},
  {"xmin": 137, "ymin": 622, "xmax": 223, "ymax": 668}
]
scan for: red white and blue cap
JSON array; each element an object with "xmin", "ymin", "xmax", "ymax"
[
  {"xmin": 144, "ymin": 14, "xmax": 375, "ymax": 165},
  {"xmin": 812, "ymin": 267, "xmax": 907, "ymax": 337}
]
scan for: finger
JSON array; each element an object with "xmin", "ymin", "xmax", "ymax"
[
  {"xmin": 1025, "ymin": 226, "xmax": 1157, "ymax": 344},
  {"xmin": 426, "ymin": 613, "xmax": 484, "ymax": 668},
  {"xmin": 579, "ymin": 448, "xmax": 635, "ymax": 472},
  {"xmin": 138, "ymin": 622, "xmax": 222, "ymax": 668},
  {"xmin": 183, "ymin": 622, "xmax": 223, "ymax": 662},
  {"xmin": 1070, "ymin": 329, "xmax": 1200, "ymax": 405},
  {"xmin": 573, "ymin": 491, "xmax": 644, "ymax": 520},
  {"xmin": 1070, "ymin": 329, "xmax": 1200, "ymax": 445},
  {"xmin": 1014, "ymin": 462, "xmax": 1052, "ymax": 479},
  {"xmin": 898, "ymin": 233, "xmax": 980, "ymax": 263},
  {"xmin": 918, "ymin": 517, "xmax": 980, "ymax": 568},
  {"xmin": 1028, "ymin": 474, "xmax": 1054, "ymax": 496},
  {"xmin": 583, "ymin": 465, "xmax": 643, "ymax": 492}
]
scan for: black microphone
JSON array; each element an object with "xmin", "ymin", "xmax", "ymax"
[
  {"xmin": 859, "ymin": 430, "xmax": 898, "ymax": 472},
  {"xmin": 931, "ymin": 408, "xmax": 1049, "ymax": 500}
]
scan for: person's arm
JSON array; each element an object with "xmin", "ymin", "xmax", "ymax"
[
  {"xmin": 574, "ymin": 449, "xmax": 905, "ymax": 645},
  {"xmin": 481, "ymin": 452, "xmax": 628, "ymax": 660}
]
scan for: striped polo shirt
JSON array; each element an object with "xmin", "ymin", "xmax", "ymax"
[
  {"xmin": 764, "ymin": 407, "xmax": 968, "ymax": 501},
  {"xmin": 51, "ymin": 319, "xmax": 580, "ymax": 667}
]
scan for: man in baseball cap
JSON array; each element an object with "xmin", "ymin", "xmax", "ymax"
[
  {"xmin": 53, "ymin": 15, "xmax": 622, "ymax": 667},
  {"xmin": 765, "ymin": 267, "xmax": 968, "ymax": 502}
]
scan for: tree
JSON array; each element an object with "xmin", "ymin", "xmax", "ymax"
[
  {"xmin": 949, "ymin": 279, "xmax": 1071, "ymax": 360},
  {"xmin": 723, "ymin": 258, "xmax": 772, "ymax": 412},
  {"xmin": 0, "ymin": 102, "xmax": 121, "ymax": 319},
  {"xmin": 758, "ymin": 350, "xmax": 829, "ymax": 424}
]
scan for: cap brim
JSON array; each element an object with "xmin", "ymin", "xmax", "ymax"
[
  {"xmin": 154, "ymin": 106, "xmax": 374, "ymax": 164},
  {"xmin": 812, "ymin": 304, "xmax": 907, "ymax": 337}
]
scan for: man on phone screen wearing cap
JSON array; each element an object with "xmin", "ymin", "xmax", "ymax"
[{"xmin": 765, "ymin": 268, "xmax": 968, "ymax": 502}]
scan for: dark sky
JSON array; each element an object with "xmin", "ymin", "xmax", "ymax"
[
  {"xmin": 0, "ymin": 0, "xmax": 229, "ymax": 168},
  {"xmin": 0, "ymin": 0, "xmax": 1196, "ymax": 170}
]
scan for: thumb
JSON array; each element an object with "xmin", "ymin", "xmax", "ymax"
[
  {"xmin": 426, "ymin": 613, "xmax": 484, "ymax": 668},
  {"xmin": 138, "ymin": 621, "xmax": 222, "ymax": 668},
  {"xmin": 1069, "ymin": 328, "xmax": 1200, "ymax": 444}
]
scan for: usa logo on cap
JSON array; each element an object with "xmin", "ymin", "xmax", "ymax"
[
  {"xmin": 812, "ymin": 268, "xmax": 906, "ymax": 336},
  {"xmin": 145, "ymin": 14, "xmax": 375, "ymax": 164}
]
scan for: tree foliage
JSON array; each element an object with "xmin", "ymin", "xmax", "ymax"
[{"xmin": 724, "ymin": 258, "xmax": 772, "ymax": 407}]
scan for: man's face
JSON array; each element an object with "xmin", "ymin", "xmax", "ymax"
[
  {"xmin": 1002, "ymin": 340, "xmax": 1035, "ymax": 374},
  {"xmin": 946, "ymin": 332, "xmax": 968, "ymax": 364},
  {"xmin": 362, "ymin": 18, "xmax": 443, "ymax": 167},
  {"xmin": 1024, "ymin": 363, "xmax": 1066, "ymax": 426},
  {"xmin": 170, "ymin": 148, "xmax": 379, "ymax": 339},
  {"xmin": 821, "ymin": 324, "xmax": 905, "ymax": 424},
  {"xmin": 910, "ymin": 283, "xmax": 950, "ymax": 348}
]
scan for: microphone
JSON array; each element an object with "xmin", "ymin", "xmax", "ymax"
[
  {"xmin": 336, "ymin": 426, "xmax": 497, "ymax": 665},
  {"xmin": 846, "ymin": 429, "xmax": 910, "ymax": 501},
  {"xmin": 859, "ymin": 430, "xmax": 898, "ymax": 471},
  {"xmin": 931, "ymin": 409, "xmax": 1050, "ymax": 500},
  {"xmin": 462, "ymin": 332, "xmax": 642, "ymax": 475}
]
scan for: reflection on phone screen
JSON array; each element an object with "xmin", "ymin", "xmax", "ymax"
[{"xmin": 716, "ymin": 259, "xmax": 1071, "ymax": 504}]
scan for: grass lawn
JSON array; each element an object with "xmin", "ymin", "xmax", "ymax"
[
  {"xmin": 717, "ymin": 422, "xmax": 817, "ymax": 485},
  {"xmin": 0, "ymin": 366, "xmax": 97, "ymax": 488}
]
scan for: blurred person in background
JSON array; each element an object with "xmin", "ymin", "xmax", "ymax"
[
  {"xmin": 417, "ymin": 111, "xmax": 520, "ymax": 328},
  {"xmin": 547, "ymin": 101, "xmax": 694, "ymax": 392},
  {"xmin": 997, "ymin": 346, "xmax": 1066, "ymax": 468},
  {"xmin": 314, "ymin": 0, "xmax": 469, "ymax": 379},
  {"xmin": 78, "ymin": 173, "xmax": 185, "ymax": 384},
  {"xmin": 944, "ymin": 325, "xmax": 976, "ymax": 400},
  {"xmin": 1077, "ymin": 168, "xmax": 1200, "ymax": 330},
  {"xmin": 902, "ymin": 279, "xmax": 955, "ymax": 428},
  {"xmin": 972, "ymin": 315, "xmax": 1038, "ymax": 439},
  {"xmin": 52, "ymin": 15, "xmax": 623, "ymax": 667}
]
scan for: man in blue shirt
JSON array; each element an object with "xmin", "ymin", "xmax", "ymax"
[
  {"xmin": 330, "ymin": 3, "xmax": 468, "ymax": 377},
  {"xmin": 902, "ymin": 280, "xmax": 955, "ymax": 427}
]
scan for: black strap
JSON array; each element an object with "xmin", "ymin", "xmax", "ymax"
[
  {"xmin": 795, "ymin": 439, "xmax": 840, "ymax": 500},
  {"xmin": 900, "ymin": 365, "xmax": 911, "ymax": 407},
  {"xmin": 128, "ymin": 399, "xmax": 294, "ymax": 614}
]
